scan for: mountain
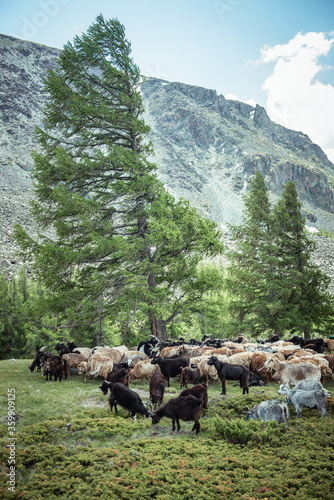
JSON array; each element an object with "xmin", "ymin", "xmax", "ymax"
[
  {"xmin": 141, "ymin": 78, "xmax": 334, "ymax": 229},
  {"xmin": 1, "ymin": 34, "xmax": 334, "ymax": 292}
]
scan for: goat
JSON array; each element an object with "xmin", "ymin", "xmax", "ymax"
[
  {"xmin": 72, "ymin": 347, "xmax": 92, "ymax": 359},
  {"xmin": 43, "ymin": 355, "xmax": 67, "ymax": 382},
  {"xmin": 108, "ymin": 382, "xmax": 150, "ymax": 419},
  {"xmin": 151, "ymin": 395, "xmax": 204, "ymax": 434},
  {"xmin": 55, "ymin": 341, "xmax": 77, "ymax": 355},
  {"xmin": 179, "ymin": 383, "xmax": 208, "ymax": 409},
  {"xmin": 180, "ymin": 364, "xmax": 200, "ymax": 388},
  {"xmin": 278, "ymin": 382, "xmax": 328, "ymax": 418},
  {"xmin": 138, "ymin": 337, "xmax": 161, "ymax": 358},
  {"xmin": 129, "ymin": 359, "xmax": 160, "ymax": 383},
  {"xmin": 208, "ymin": 355, "xmax": 250, "ymax": 395},
  {"xmin": 99, "ymin": 368, "xmax": 130, "ymax": 395},
  {"xmin": 62, "ymin": 353, "xmax": 87, "ymax": 378},
  {"xmin": 324, "ymin": 355, "xmax": 334, "ymax": 372},
  {"xmin": 262, "ymin": 355, "xmax": 321, "ymax": 386},
  {"xmin": 29, "ymin": 351, "xmax": 44, "ymax": 373},
  {"xmin": 293, "ymin": 380, "xmax": 327, "ymax": 392},
  {"xmin": 248, "ymin": 373, "xmax": 265, "ymax": 386},
  {"xmin": 246, "ymin": 399, "xmax": 289, "ymax": 425},
  {"xmin": 149, "ymin": 372, "xmax": 166, "ymax": 405},
  {"xmin": 151, "ymin": 356, "xmax": 189, "ymax": 387},
  {"xmin": 300, "ymin": 338, "xmax": 327, "ymax": 354}
]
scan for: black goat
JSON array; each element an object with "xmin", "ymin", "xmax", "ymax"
[
  {"xmin": 149, "ymin": 372, "xmax": 166, "ymax": 405},
  {"xmin": 29, "ymin": 351, "xmax": 44, "ymax": 373},
  {"xmin": 151, "ymin": 356, "xmax": 189, "ymax": 387},
  {"xmin": 55, "ymin": 341, "xmax": 77, "ymax": 353},
  {"xmin": 248, "ymin": 373, "xmax": 265, "ymax": 386},
  {"xmin": 152, "ymin": 395, "xmax": 204, "ymax": 434},
  {"xmin": 208, "ymin": 356, "xmax": 250, "ymax": 395},
  {"xmin": 179, "ymin": 383, "xmax": 208, "ymax": 409},
  {"xmin": 300, "ymin": 338, "xmax": 327, "ymax": 354},
  {"xmin": 108, "ymin": 382, "xmax": 150, "ymax": 418},
  {"xmin": 99, "ymin": 368, "xmax": 130, "ymax": 395},
  {"xmin": 180, "ymin": 364, "xmax": 200, "ymax": 388}
]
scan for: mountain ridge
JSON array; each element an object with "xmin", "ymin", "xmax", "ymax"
[{"xmin": 0, "ymin": 33, "xmax": 334, "ymax": 291}]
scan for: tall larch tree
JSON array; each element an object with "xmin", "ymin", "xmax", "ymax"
[{"xmin": 14, "ymin": 15, "xmax": 224, "ymax": 342}]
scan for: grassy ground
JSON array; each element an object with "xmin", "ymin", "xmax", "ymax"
[{"xmin": 1, "ymin": 359, "xmax": 334, "ymax": 499}]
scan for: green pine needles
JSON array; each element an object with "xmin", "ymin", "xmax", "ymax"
[{"xmin": 226, "ymin": 171, "xmax": 333, "ymax": 338}]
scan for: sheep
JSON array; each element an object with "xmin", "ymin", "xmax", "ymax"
[
  {"xmin": 108, "ymin": 382, "xmax": 150, "ymax": 418},
  {"xmin": 151, "ymin": 395, "xmax": 204, "ymax": 434},
  {"xmin": 278, "ymin": 382, "xmax": 328, "ymax": 418},
  {"xmin": 149, "ymin": 372, "xmax": 166, "ymax": 405},
  {"xmin": 180, "ymin": 364, "xmax": 200, "ymax": 388},
  {"xmin": 207, "ymin": 355, "xmax": 250, "ymax": 395},
  {"xmin": 179, "ymin": 383, "xmax": 208, "ymax": 409}
]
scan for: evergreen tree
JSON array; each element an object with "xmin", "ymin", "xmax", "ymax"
[
  {"xmin": 272, "ymin": 180, "xmax": 333, "ymax": 338},
  {"xmin": 227, "ymin": 172, "xmax": 333, "ymax": 338},
  {"xmin": 226, "ymin": 171, "xmax": 280, "ymax": 336},
  {"xmin": 0, "ymin": 272, "xmax": 27, "ymax": 358},
  {"xmin": 14, "ymin": 15, "xmax": 223, "ymax": 342}
]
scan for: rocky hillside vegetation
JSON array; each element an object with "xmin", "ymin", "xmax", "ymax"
[{"xmin": 1, "ymin": 34, "xmax": 334, "ymax": 291}]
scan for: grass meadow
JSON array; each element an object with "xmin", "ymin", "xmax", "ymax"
[{"xmin": 0, "ymin": 359, "xmax": 334, "ymax": 499}]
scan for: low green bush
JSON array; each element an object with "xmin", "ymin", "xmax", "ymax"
[{"xmin": 0, "ymin": 360, "xmax": 333, "ymax": 499}]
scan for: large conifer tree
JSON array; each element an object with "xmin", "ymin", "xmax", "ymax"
[
  {"xmin": 227, "ymin": 172, "xmax": 333, "ymax": 338},
  {"xmin": 272, "ymin": 181, "xmax": 332, "ymax": 338},
  {"xmin": 14, "ymin": 15, "xmax": 223, "ymax": 342},
  {"xmin": 226, "ymin": 170, "xmax": 280, "ymax": 335}
]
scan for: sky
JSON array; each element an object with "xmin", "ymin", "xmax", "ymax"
[{"xmin": 1, "ymin": 0, "xmax": 334, "ymax": 162}]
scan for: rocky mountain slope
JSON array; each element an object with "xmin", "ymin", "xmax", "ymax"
[{"xmin": 1, "ymin": 34, "xmax": 334, "ymax": 292}]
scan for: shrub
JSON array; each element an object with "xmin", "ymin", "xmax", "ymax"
[{"xmin": 213, "ymin": 416, "xmax": 287, "ymax": 446}]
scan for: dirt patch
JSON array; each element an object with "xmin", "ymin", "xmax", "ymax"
[{"xmin": 80, "ymin": 396, "xmax": 108, "ymax": 408}]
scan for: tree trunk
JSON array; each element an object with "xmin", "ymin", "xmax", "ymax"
[
  {"xmin": 303, "ymin": 326, "xmax": 310, "ymax": 340},
  {"xmin": 150, "ymin": 315, "xmax": 168, "ymax": 343}
]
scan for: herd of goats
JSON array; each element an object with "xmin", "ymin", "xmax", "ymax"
[{"xmin": 28, "ymin": 334, "xmax": 334, "ymax": 433}]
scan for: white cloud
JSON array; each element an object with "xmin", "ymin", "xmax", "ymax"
[
  {"xmin": 260, "ymin": 32, "xmax": 334, "ymax": 163},
  {"xmin": 226, "ymin": 94, "xmax": 256, "ymax": 108},
  {"xmin": 225, "ymin": 93, "xmax": 238, "ymax": 100}
]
